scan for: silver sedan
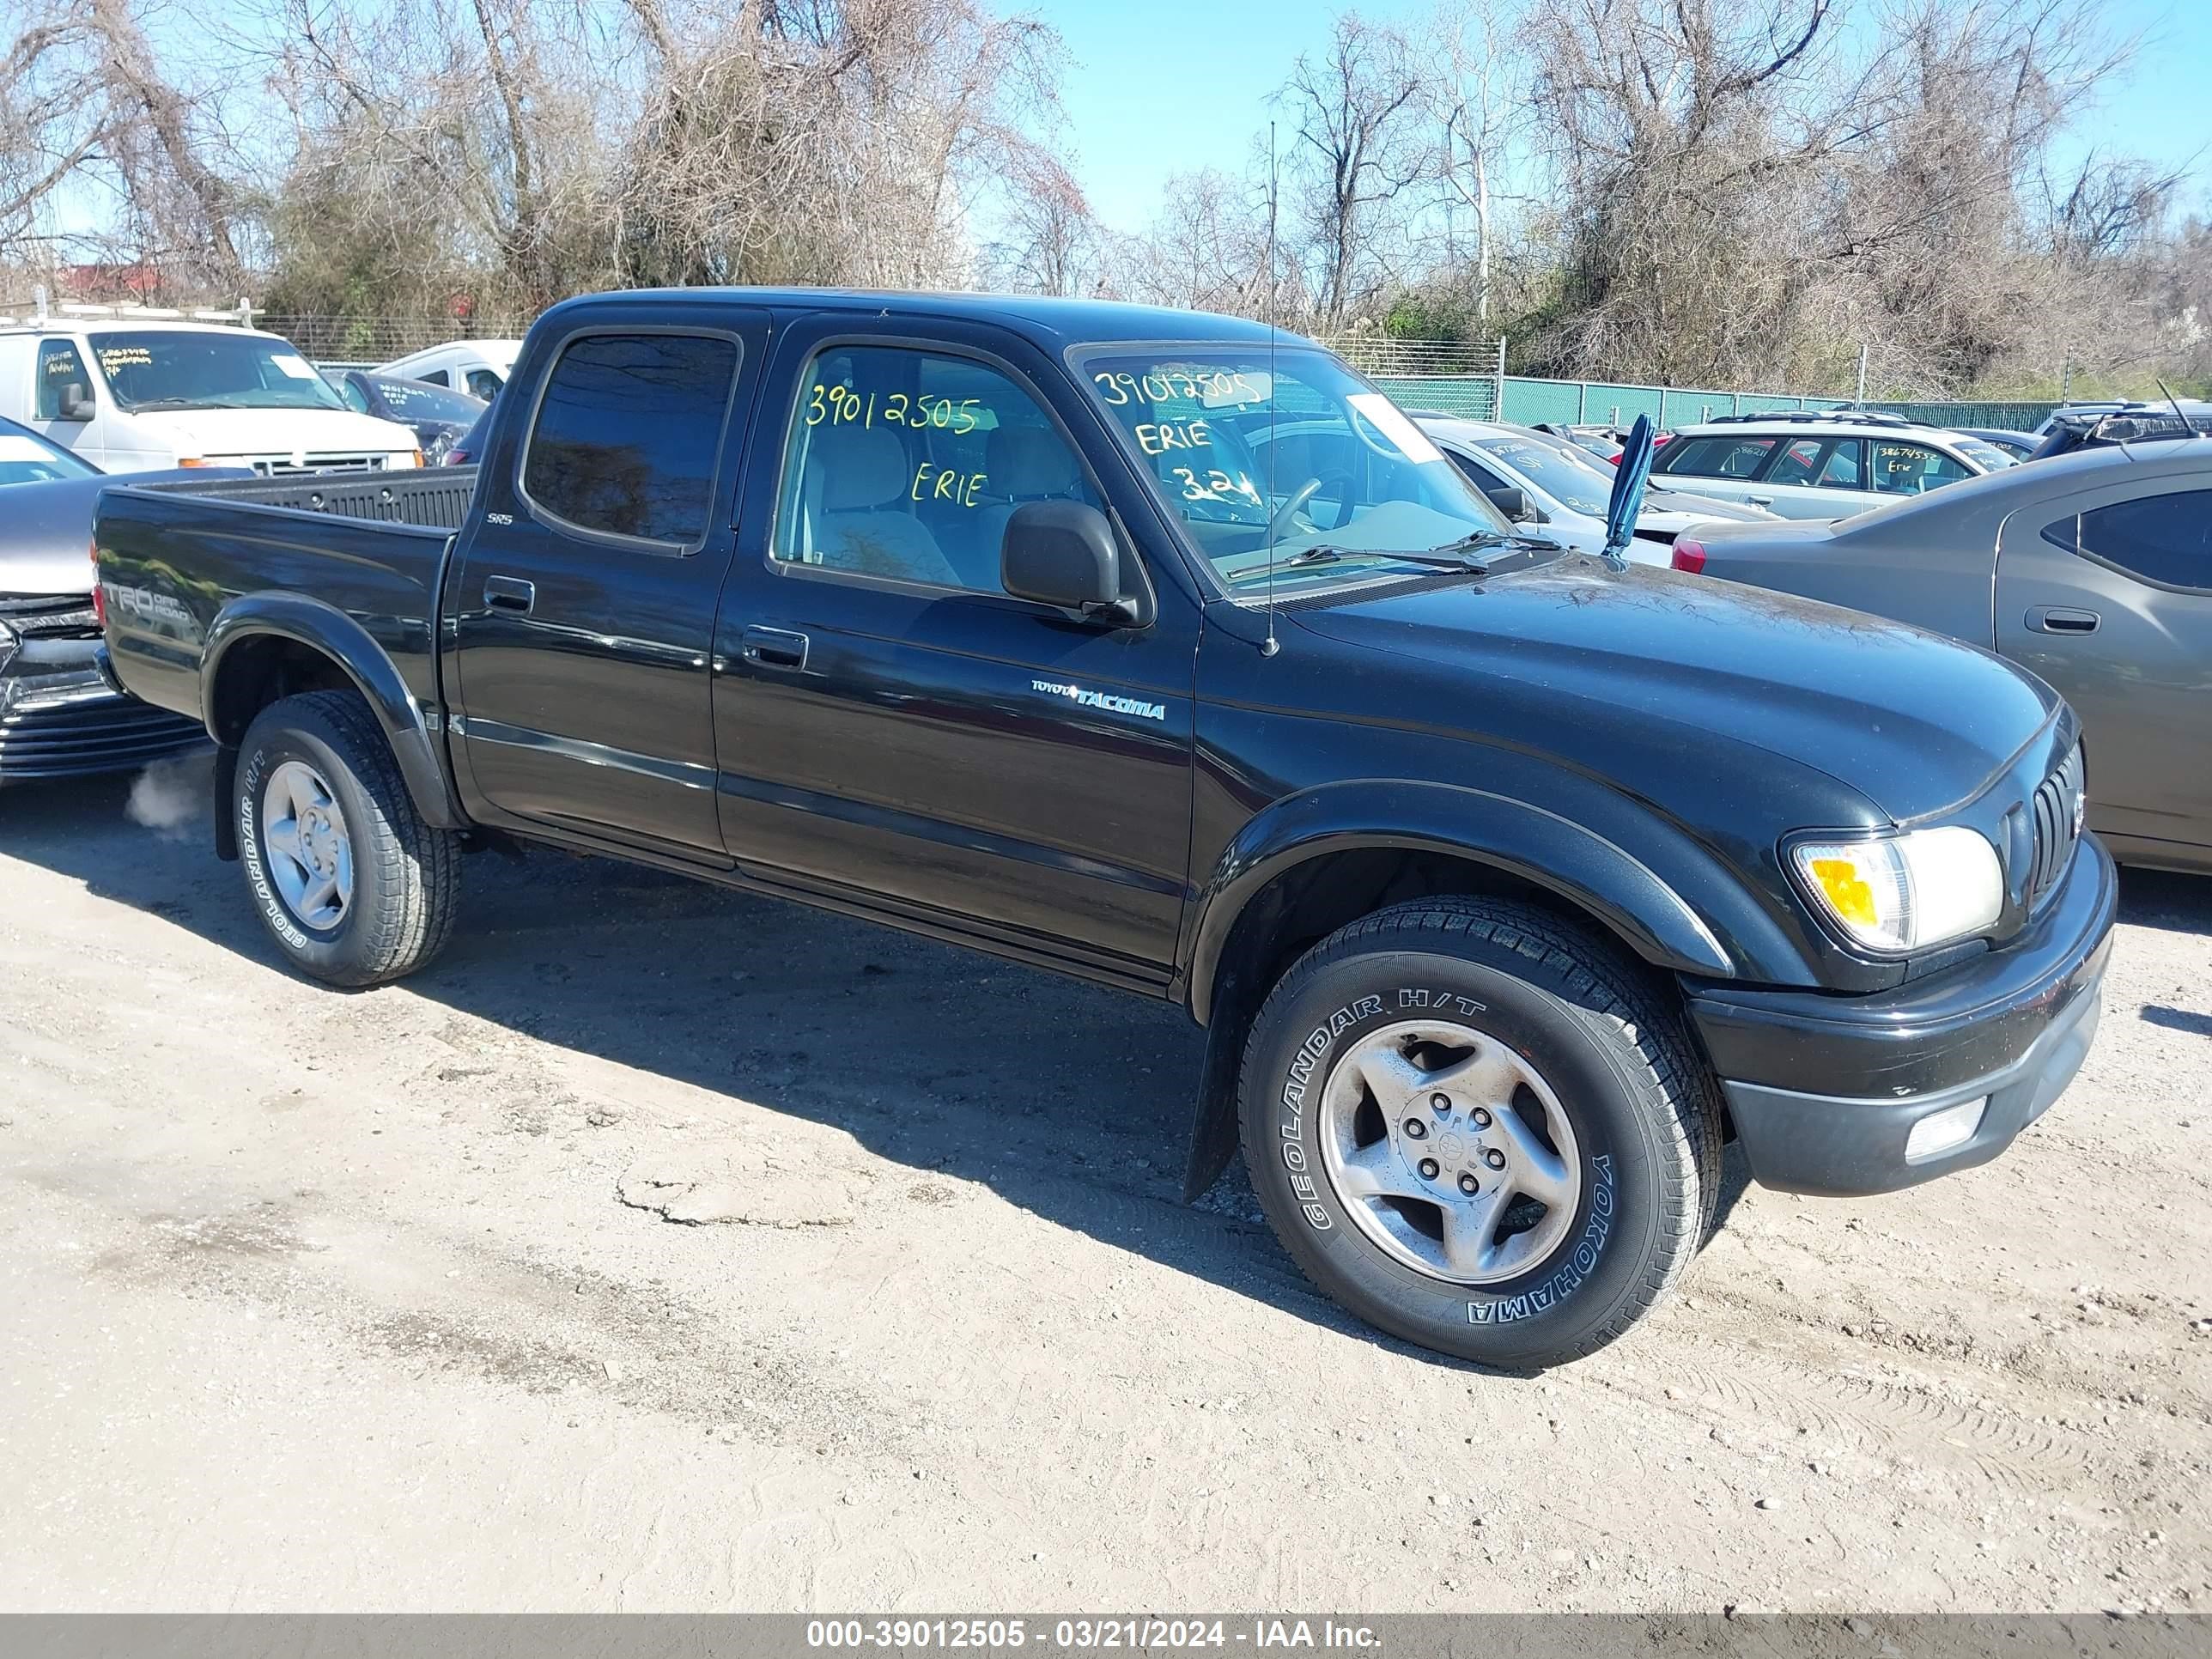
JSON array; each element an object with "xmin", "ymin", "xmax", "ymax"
[{"xmin": 1674, "ymin": 436, "xmax": 2212, "ymax": 872}]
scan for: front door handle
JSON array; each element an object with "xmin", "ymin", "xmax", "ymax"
[
  {"xmin": 1747, "ymin": 494, "xmax": 1774, "ymax": 506},
  {"xmin": 483, "ymin": 575, "xmax": 535, "ymax": 613},
  {"xmin": 740, "ymin": 625, "xmax": 810, "ymax": 670},
  {"xmin": 2027, "ymin": 605, "xmax": 2100, "ymax": 635}
]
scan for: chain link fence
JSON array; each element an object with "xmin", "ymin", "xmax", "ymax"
[{"xmin": 264, "ymin": 313, "xmax": 535, "ymax": 368}]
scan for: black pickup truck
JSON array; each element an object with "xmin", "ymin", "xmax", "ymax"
[{"xmin": 94, "ymin": 289, "xmax": 2115, "ymax": 1367}]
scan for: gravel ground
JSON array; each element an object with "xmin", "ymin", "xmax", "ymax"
[{"xmin": 2, "ymin": 758, "xmax": 2208, "ymax": 1613}]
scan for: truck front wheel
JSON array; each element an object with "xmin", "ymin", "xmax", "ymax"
[
  {"xmin": 234, "ymin": 690, "xmax": 460, "ymax": 988},
  {"xmin": 1238, "ymin": 897, "xmax": 1722, "ymax": 1368}
]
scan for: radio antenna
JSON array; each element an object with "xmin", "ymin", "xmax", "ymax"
[{"xmin": 1261, "ymin": 120, "xmax": 1281, "ymax": 659}]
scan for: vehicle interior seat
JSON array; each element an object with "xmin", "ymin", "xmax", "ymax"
[
  {"xmin": 803, "ymin": 425, "xmax": 960, "ymax": 587},
  {"xmin": 969, "ymin": 426, "xmax": 1087, "ymax": 589}
]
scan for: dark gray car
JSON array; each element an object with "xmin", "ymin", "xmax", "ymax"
[
  {"xmin": 0, "ymin": 416, "xmax": 221, "ymax": 782},
  {"xmin": 1676, "ymin": 436, "xmax": 2212, "ymax": 872}
]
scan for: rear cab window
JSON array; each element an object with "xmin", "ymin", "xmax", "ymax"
[
  {"xmin": 771, "ymin": 343, "xmax": 1101, "ymax": 596},
  {"xmin": 520, "ymin": 331, "xmax": 740, "ymax": 549},
  {"xmin": 1659, "ymin": 435, "xmax": 1778, "ymax": 479}
]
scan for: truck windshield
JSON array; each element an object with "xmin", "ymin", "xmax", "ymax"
[
  {"xmin": 88, "ymin": 331, "xmax": 349, "ymax": 414},
  {"xmin": 1083, "ymin": 347, "xmax": 1512, "ymax": 588}
]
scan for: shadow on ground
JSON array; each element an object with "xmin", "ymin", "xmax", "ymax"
[{"xmin": 26, "ymin": 769, "xmax": 2185, "ymax": 1356}]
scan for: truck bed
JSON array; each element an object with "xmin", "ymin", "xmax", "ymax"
[
  {"xmin": 134, "ymin": 465, "xmax": 478, "ymax": 531},
  {"xmin": 94, "ymin": 467, "xmax": 470, "ymax": 734}
]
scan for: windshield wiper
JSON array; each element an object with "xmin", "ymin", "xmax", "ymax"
[
  {"xmin": 1228, "ymin": 539, "xmax": 1557, "ymax": 584},
  {"xmin": 1423, "ymin": 529, "xmax": 1567, "ymax": 557}
]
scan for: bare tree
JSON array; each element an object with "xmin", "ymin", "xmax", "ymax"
[
  {"xmin": 1277, "ymin": 12, "xmax": 1425, "ymax": 327},
  {"xmin": 1418, "ymin": 0, "xmax": 1528, "ymax": 325}
]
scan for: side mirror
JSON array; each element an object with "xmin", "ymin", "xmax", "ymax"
[
  {"xmin": 58, "ymin": 386, "xmax": 94, "ymax": 422},
  {"xmin": 1001, "ymin": 501, "xmax": 1139, "ymax": 623},
  {"xmin": 1486, "ymin": 483, "xmax": 1535, "ymax": 523}
]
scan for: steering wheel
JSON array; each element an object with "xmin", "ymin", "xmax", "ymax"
[{"xmin": 1266, "ymin": 471, "xmax": 1356, "ymax": 542}]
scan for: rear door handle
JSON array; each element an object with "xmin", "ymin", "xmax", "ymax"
[
  {"xmin": 483, "ymin": 575, "xmax": 535, "ymax": 613},
  {"xmin": 740, "ymin": 625, "xmax": 810, "ymax": 670},
  {"xmin": 2027, "ymin": 605, "xmax": 2100, "ymax": 635}
]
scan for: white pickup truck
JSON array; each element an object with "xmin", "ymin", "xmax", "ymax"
[{"xmin": 0, "ymin": 317, "xmax": 421, "ymax": 476}]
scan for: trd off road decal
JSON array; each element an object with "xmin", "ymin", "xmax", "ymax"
[
  {"xmin": 1468, "ymin": 1155, "xmax": 1614, "ymax": 1325},
  {"xmin": 1274, "ymin": 994, "xmax": 1384, "ymax": 1231}
]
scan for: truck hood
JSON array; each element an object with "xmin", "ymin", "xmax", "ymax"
[
  {"xmin": 127, "ymin": 407, "xmax": 419, "ymax": 464},
  {"xmin": 2, "ymin": 471, "xmax": 242, "ymax": 594},
  {"xmin": 1286, "ymin": 555, "xmax": 2057, "ymax": 824}
]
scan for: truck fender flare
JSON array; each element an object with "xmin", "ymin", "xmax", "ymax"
[
  {"xmin": 1175, "ymin": 781, "xmax": 1776, "ymax": 1202},
  {"xmin": 202, "ymin": 594, "xmax": 465, "ymax": 831},
  {"xmin": 1184, "ymin": 781, "xmax": 1741, "ymax": 1030}
]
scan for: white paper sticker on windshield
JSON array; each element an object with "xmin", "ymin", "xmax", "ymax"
[
  {"xmin": 272, "ymin": 354, "xmax": 320, "ymax": 380},
  {"xmin": 1347, "ymin": 393, "xmax": 1444, "ymax": 465}
]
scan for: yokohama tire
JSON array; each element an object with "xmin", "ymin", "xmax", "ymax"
[
  {"xmin": 234, "ymin": 690, "xmax": 460, "ymax": 988},
  {"xmin": 1238, "ymin": 896, "xmax": 1723, "ymax": 1368}
]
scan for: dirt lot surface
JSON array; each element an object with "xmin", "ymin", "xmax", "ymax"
[{"xmin": 3, "ymin": 758, "xmax": 2209, "ymax": 1613}]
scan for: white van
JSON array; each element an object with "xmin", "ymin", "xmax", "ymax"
[
  {"xmin": 374, "ymin": 339, "xmax": 522, "ymax": 401},
  {"xmin": 0, "ymin": 318, "xmax": 421, "ymax": 475}
]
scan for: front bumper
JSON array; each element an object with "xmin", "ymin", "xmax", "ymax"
[
  {"xmin": 1684, "ymin": 834, "xmax": 2116, "ymax": 1196},
  {"xmin": 1, "ymin": 649, "xmax": 207, "ymax": 782}
]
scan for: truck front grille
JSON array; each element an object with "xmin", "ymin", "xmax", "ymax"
[
  {"xmin": 2026, "ymin": 744, "xmax": 2085, "ymax": 909},
  {"xmin": 0, "ymin": 593, "xmax": 100, "ymax": 640},
  {"xmin": 244, "ymin": 453, "xmax": 391, "ymax": 477}
]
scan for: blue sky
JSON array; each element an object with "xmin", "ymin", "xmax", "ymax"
[{"xmin": 1051, "ymin": 0, "xmax": 2212, "ymax": 235}]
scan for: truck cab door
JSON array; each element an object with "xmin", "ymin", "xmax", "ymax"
[
  {"xmin": 709, "ymin": 318, "xmax": 1199, "ymax": 984},
  {"xmin": 446, "ymin": 308, "xmax": 769, "ymax": 862},
  {"xmin": 1996, "ymin": 479, "xmax": 2212, "ymax": 862}
]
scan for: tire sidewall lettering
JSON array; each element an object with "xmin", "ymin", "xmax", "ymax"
[{"xmin": 238, "ymin": 744, "xmax": 314, "ymax": 954}]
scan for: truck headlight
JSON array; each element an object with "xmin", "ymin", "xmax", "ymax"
[
  {"xmin": 0, "ymin": 618, "xmax": 16, "ymax": 674},
  {"xmin": 1791, "ymin": 827, "xmax": 2002, "ymax": 953}
]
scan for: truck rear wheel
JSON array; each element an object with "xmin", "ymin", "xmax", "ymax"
[
  {"xmin": 1237, "ymin": 897, "xmax": 1721, "ymax": 1368},
  {"xmin": 234, "ymin": 690, "xmax": 460, "ymax": 988}
]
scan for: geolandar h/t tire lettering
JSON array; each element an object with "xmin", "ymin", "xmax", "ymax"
[
  {"xmin": 1238, "ymin": 897, "xmax": 1723, "ymax": 1368},
  {"xmin": 235, "ymin": 690, "xmax": 461, "ymax": 988}
]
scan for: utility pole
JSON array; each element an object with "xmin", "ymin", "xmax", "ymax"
[{"xmin": 1854, "ymin": 342, "xmax": 1869, "ymax": 406}]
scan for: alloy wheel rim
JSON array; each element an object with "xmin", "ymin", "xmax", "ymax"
[
  {"xmin": 261, "ymin": 760, "xmax": 354, "ymax": 931},
  {"xmin": 1316, "ymin": 1018, "xmax": 1583, "ymax": 1285}
]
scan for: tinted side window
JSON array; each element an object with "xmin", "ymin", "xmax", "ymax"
[
  {"xmin": 419, "ymin": 368, "xmax": 449, "ymax": 386},
  {"xmin": 1660, "ymin": 435, "xmax": 1777, "ymax": 478},
  {"xmin": 1446, "ymin": 451, "xmax": 1510, "ymax": 495},
  {"xmin": 773, "ymin": 345, "xmax": 1099, "ymax": 595},
  {"xmin": 1816, "ymin": 439, "xmax": 1864, "ymax": 489},
  {"xmin": 36, "ymin": 340, "xmax": 92, "ymax": 418},
  {"xmin": 1765, "ymin": 438, "xmax": 1827, "ymax": 486},
  {"xmin": 2073, "ymin": 490, "xmax": 2212, "ymax": 588},
  {"xmin": 523, "ymin": 333, "xmax": 738, "ymax": 546}
]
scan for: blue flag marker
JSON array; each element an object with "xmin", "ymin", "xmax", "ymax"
[{"xmin": 1602, "ymin": 413, "xmax": 1656, "ymax": 566}]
